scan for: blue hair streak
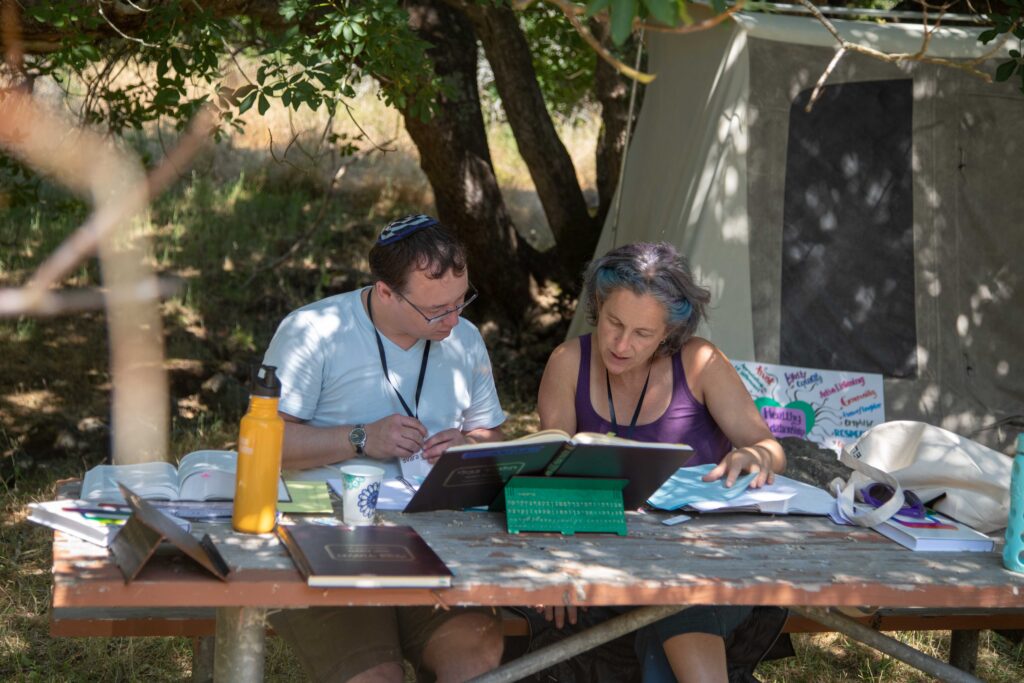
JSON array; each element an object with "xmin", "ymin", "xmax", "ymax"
[{"xmin": 596, "ymin": 264, "xmax": 692, "ymax": 322}]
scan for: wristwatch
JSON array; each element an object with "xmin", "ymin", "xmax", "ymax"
[{"xmin": 348, "ymin": 424, "xmax": 367, "ymax": 455}]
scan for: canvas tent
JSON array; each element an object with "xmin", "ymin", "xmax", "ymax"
[{"xmin": 571, "ymin": 10, "xmax": 1024, "ymax": 451}]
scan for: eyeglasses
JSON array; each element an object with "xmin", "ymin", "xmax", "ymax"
[
  {"xmin": 396, "ymin": 283, "xmax": 478, "ymax": 324},
  {"xmin": 858, "ymin": 482, "xmax": 925, "ymax": 519}
]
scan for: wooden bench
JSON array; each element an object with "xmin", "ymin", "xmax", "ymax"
[{"xmin": 51, "ymin": 606, "xmax": 1024, "ymax": 681}]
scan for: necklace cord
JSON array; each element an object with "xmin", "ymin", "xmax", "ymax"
[{"xmin": 367, "ymin": 287, "xmax": 431, "ymax": 418}]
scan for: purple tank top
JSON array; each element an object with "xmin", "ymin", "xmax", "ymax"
[{"xmin": 574, "ymin": 334, "xmax": 732, "ymax": 466}]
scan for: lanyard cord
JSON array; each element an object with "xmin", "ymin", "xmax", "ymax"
[
  {"xmin": 606, "ymin": 363, "xmax": 652, "ymax": 439},
  {"xmin": 366, "ymin": 288, "xmax": 431, "ymax": 418}
]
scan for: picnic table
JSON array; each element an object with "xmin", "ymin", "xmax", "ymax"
[{"xmin": 51, "ymin": 509, "xmax": 1024, "ymax": 682}]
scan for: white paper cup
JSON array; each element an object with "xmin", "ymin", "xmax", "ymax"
[{"xmin": 339, "ymin": 464, "xmax": 385, "ymax": 526}]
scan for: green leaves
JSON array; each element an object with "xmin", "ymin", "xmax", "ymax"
[
  {"xmin": 996, "ymin": 56, "xmax": 1018, "ymax": 82},
  {"xmin": 585, "ymin": 0, "xmax": 612, "ymax": 18},
  {"xmin": 995, "ymin": 50, "xmax": 1023, "ymax": 93},
  {"xmin": 642, "ymin": 0, "xmax": 678, "ymax": 27},
  {"xmin": 610, "ymin": 0, "xmax": 639, "ymax": 45},
  {"xmin": 978, "ymin": 9, "xmax": 1024, "ymax": 93},
  {"xmin": 979, "ymin": 28, "xmax": 1000, "ymax": 45}
]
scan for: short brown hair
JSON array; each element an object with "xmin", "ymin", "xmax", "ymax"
[{"xmin": 368, "ymin": 222, "xmax": 467, "ymax": 291}]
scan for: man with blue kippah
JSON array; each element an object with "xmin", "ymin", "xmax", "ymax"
[{"xmin": 263, "ymin": 214, "xmax": 507, "ymax": 682}]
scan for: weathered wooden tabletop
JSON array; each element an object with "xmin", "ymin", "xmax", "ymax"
[{"xmin": 52, "ymin": 510, "xmax": 1024, "ymax": 612}]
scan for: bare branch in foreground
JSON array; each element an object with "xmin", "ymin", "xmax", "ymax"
[
  {"xmin": 806, "ymin": 46, "xmax": 847, "ymax": 112},
  {"xmin": 0, "ymin": 278, "xmax": 184, "ymax": 317},
  {"xmin": 0, "ymin": 92, "xmax": 213, "ymax": 464}
]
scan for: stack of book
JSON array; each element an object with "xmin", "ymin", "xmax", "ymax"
[
  {"xmin": 27, "ymin": 500, "xmax": 189, "ymax": 547},
  {"xmin": 829, "ymin": 501, "xmax": 995, "ymax": 552},
  {"xmin": 872, "ymin": 511, "xmax": 994, "ymax": 552}
]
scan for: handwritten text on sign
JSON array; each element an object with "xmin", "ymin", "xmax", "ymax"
[{"xmin": 732, "ymin": 360, "xmax": 885, "ymax": 452}]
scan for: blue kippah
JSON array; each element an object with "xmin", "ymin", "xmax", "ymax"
[{"xmin": 377, "ymin": 214, "xmax": 439, "ymax": 245}]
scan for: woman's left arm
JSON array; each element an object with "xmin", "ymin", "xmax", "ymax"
[{"xmin": 689, "ymin": 341, "xmax": 785, "ymax": 488}]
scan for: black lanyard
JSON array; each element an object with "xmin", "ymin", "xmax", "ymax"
[
  {"xmin": 366, "ymin": 288, "xmax": 430, "ymax": 418},
  {"xmin": 606, "ymin": 365, "xmax": 652, "ymax": 439}
]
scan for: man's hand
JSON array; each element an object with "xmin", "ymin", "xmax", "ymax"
[
  {"xmin": 703, "ymin": 447, "xmax": 775, "ymax": 488},
  {"xmin": 422, "ymin": 428, "xmax": 468, "ymax": 463},
  {"xmin": 363, "ymin": 415, "xmax": 427, "ymax": 460},
  {"xmin": 535, "ymin": 605, "xmax": 580, "ymax": 629}
]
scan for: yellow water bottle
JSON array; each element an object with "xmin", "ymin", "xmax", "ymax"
[{"xmin": 232, "ymin": 365, "xmax": 284, "ymax": 534}]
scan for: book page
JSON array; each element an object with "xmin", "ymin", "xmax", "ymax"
[
  {"xmin": 446, "ymin": 429, "xmax": 571, "ymax": 454},
  {"xmin": 177, "ymin": 450, "xmax": 238, "ymax": 501},
  {"xmin": 571, "ymin": 432, "xmax": 692, "ymax": 451},
  {"xmin": 81, "ymin": 461, "xmax": 179, "ymax": 502},
  {"xmin": 177, "ymin": 450, "xmax": 289, "ymax": 501}
]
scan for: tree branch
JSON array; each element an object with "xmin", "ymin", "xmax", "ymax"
[
  {"xmin": 538, "ymin": 0, "xmax": 657, "ymax": 84},
  {"xmin": 795, "ymin": 0, "xmax": 1013, "ymax": 94}
]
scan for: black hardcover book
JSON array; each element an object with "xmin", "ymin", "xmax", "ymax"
[
  {"xmin": 404, "ymin": 430, "xmax": 694, "ymax": 513},
  {"xmin": 277, "ymin": 524, "xmax": 453, "ymax": 588}
]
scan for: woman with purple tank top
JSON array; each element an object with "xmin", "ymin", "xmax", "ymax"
[{"xmin": 535, "ymin": 242, "xmax": 786, "ymax": 683}]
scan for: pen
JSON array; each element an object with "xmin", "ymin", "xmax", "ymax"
[{"xmin": 396, "ymin": 476, "xmax": 419, "ymax": 494}]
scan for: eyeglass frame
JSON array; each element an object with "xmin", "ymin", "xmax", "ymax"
[
  {"xmin": 395, "ymin": 282, "xmax": 479, "ymax": 324},
  {"xmin": 857, "ymin": 482, "xmax": 926, "ymax": 519}
]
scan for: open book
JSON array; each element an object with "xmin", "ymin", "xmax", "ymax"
[
  {"xmin": 404, "ymin": 430, "xmax": 693, "ymax": 513},
  {"xmin": 81, "ymin": 450, "xmax": 289, "ymax": 503}
]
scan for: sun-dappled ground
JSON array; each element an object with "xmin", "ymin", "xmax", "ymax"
[{"xmin": 3, "ymin": 85, "xmax": 1024, "ymax": 681}]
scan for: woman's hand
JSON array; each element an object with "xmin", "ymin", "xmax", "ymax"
[{"xmin": 703, "ymin": 446, "xmax": 776, "ymax": 488}]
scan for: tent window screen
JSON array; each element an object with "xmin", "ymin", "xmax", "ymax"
[{"xmin": 780, "ymin": 79, "xmax": 916, "ymax": 378}]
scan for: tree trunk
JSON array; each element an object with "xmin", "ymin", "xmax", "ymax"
[
  {"xmin": 592, "ymin": 20, "xmax": 644, "ymax": 232},
  {"xmin": 401, "ymin": 0, "xmax": 533, "ymax": 327},
  {"xmin": 458, "ymin": 2, "xmax": 598, "ymax": 282}
]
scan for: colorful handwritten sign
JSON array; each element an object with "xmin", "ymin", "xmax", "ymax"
[
  {"xmin": 759, "ymin": 404, "xmax": 806, "ymax": 438},
  {"xmin": 732, "ymin": 360, "xmax": 885, "ymax": 452}
]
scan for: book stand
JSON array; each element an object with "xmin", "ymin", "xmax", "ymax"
[
  {"xmin": 504, "ymin": 476, "xmax": 628, "ymax": 536},
  {"xmin": 109, "ymin": 484, "xmax": 230, "ymax": 583}
]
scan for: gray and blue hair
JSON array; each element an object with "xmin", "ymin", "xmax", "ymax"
[{"xmin": 582, "ymin": 242, "xmax": 710, "ymax": 356}]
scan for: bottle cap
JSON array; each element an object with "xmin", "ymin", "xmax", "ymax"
[{"xmin": 251, "ymin": 364, "xmax": 282, "ymax": 398}]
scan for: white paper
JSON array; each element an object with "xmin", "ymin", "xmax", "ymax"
[
  {"xmin": 688, "ymin": 475, "xmax": 835, "ymax": 516},
  {"xmin": 328, "ymin": 476, "xmax": 417, "ymax": 512},
  {"xmin": 398, "ymin": 450, "xmax": 432, "ymax": 485}
]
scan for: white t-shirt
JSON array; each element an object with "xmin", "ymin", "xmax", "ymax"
[{"xmin": 263, "ymin": 288, "xmax": 505, "ymax": 481}]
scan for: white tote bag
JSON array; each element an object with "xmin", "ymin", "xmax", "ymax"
[{"xmin": 831, "ymin": 421, "xmax": 1012, "ymax": 533}]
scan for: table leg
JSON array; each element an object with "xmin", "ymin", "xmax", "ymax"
[
  {"xmin": 468, "ymin": 605, "xmax": 684, "ymax": 683},
  {"xmin": 792, "ymin": 607, "xmax": 984, "ymax": 683},
  {"xmin": 948, "ymin": 629, "xmax": 979, "ymax": 674},
  {"xmin": 213, "ymin": 606, "xmax": 266, "ymax": 682},
  {"xmin": 192, "ymin": 636, "xmax": 215, "ymax": 683}
]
